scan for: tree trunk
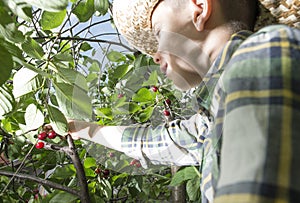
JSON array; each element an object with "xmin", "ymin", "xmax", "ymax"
[{"xmin": 171, "ymin": 166, "xmax": 186, "ymax": 203}]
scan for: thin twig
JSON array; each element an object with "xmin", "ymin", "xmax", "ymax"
[
  {"xmin": 33, "ymin": 36, "xmax": 135, "ymax": 51},
  {"xmin": 0, "ymin": 170, "xmax": 80, "ymax": 197},
  {"xmin": 0, "ymin": 140, "xmax": 38, "ymax": 195}
]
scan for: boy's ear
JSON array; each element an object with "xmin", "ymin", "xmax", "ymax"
[{"xmin": 191, "ymin": 0, "xmax": 212, "ymax": 31}]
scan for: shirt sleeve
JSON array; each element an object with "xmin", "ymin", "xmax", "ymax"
[
  {"xmin": 215, "ymin": 25, "xmax": 300, "ymax": 202},
  {"xmin": 121, "ymin": 113, "xmax": 211, "ymax": 168}
]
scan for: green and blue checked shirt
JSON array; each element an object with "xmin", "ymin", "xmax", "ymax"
[{"xmin": 122, "ymin": 25, "xmax": 300, "ymax": 202}]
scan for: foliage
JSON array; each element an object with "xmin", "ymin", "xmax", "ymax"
[{"xmin": 0, "ymin": 0, "xmax": 201, "ymax": 202}]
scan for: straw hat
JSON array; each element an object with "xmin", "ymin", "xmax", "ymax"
[{"xmin": 113, "ymin": 0, "xmax": 300, "ymax": 56}]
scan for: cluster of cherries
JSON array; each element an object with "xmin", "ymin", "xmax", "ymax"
[
  {"xmin": 130, "ymin": 159, "xmax": 142, "ymax": 168},
  {"xmin": 35, "ymin": 128, "xmax": 58, "ymax": 149},
  {"xmin": 151, "ymin": 86, "xmax": 172, "ymax": 117},
  {"xmin": 95, "ymin": 168, "xmax": 110, "ymax": 179}
]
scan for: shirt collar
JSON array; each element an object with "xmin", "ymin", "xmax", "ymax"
[{"xmin": 194, "ymin": 30, "xmax": 253, "ymax": 115}]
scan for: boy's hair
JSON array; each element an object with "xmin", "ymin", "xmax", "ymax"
[
  {"xmin": 165, "ymin": 0, "xmax": 258, "ymax": 31},
  {"xmin": 220, "ymin": 0, "xmax": 259, "ymax": 31}
]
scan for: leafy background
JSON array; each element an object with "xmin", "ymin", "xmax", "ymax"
[{"xmin": 0, "ymin": 0, "xmax": 201, "ymax": 202}]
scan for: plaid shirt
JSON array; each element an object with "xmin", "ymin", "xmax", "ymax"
[{"xmin": 122, "ymin": 25, "xmax": 300, "ymax": 202}]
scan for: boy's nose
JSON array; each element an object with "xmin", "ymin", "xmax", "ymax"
[{"xmin": 153, "ymin": 52, "xmax": 161, "ymax": 64}]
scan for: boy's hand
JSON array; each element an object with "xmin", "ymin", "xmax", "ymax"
[{"xmin": 67, "ymin": 120, "xmax": 101, "ymax": 140}]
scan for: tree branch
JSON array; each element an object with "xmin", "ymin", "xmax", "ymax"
[
  {"xmin": 65, "ymin": 135, "xmax": 91, "ymax": 203},
  {"xmin": 33, "ymin": 36, "xmax": 135, "ymax": 52},
  {"xmin": 0, "ymin": 170, "xmax": 80, "ymax": 197}
]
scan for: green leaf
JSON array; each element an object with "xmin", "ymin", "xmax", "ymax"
[
  {"xmin": 85, "ymin": 168, "xmax": 96, "ymax": 177},
  {"xmin": 0, "ymin": 45, "xmax": 13, "ymax": 86},
  {"xmin": 57, "ymin": 67, "xmax": 88, "ymax": 91},
  {"xmin": 0, "ymin": 2, "xmax": 13, "ymax": 25},
  {"xmin": 95, "ymin": 107, "xmax": 113, "ymax": 120},
  {"xmin": 54, "ymin": 52, "xmax": 73, "ymax": 61},
  {"xmin": 142, "ymin": 70, "xmax": 158, "ymax": 87},
  {"xmin": 2, "ymin": 0, "xmax": 32, "ymax": 22},
  {"xmin": 132, "ymin": 88, "xmax": 154, "ymax": 103},
  {"xmin": 84, "ymin": 157, "xmax": 96, "ymax": 168},
  {"xmin": 112, "ymin": 64, "xmax": 131, "ymax": 79},
  {"xmin": 25, "ymin": 0, "xmax": 68, "ymax": 12},
  {"xmin": 186, "ymin": 177, "xmax": 201, "ymax": 201},
  {"xmin": 24, "ymin": 104, "xmax": 44, "ymax": 131},
  {"xmin": 72, "ymin": 0, "xmax": 94, "ymax": 22},
  {"xmin": 21, "ymin": 37, "xmax": 44, "ymax": 59},
  {"xmin": 47, "ymin": 105, "xmax": 68, "ymax": 135},
  {"xmin": 94, "ymin": 0, "xmax": 109, "ymax": 16},
  {"xmin": 0, "ymin": 39, "xmax": 23, "ymax": 58},
  {"xmin": 107, "ymin": 51, "xmax": 126, "ymax": 62},
  {"xmin": 86, "ymin": 73, "xmax": 98, "ymax": 83},
  {"xmin": 12, "ymin": 68, "xmax": 41, "ymax": 98},
  {"xmin": 0, "ymin": 86, "xmax": 14, "ymax": 119},
  {"xmin": 40, "ymin": 10, "xmax": 66, "ymax": 30},
  {"xmin": 170, "ymin": 166, "xmax": 200, "ymax": 186},
  {"xmin": 13, "ymin": 58, "xmax": 50, "ymax": 77},
  {"xmin": 90, "ymin": 194, "xmax": 105, "ymax": 203},
  {"xmin": 53, "ymin": 82, "xmax": 92, "ymax": 120},
  {"xmin": 0, "ymin": 23, "xmax": 25, "ymax": 43},
  {"xmin": 101, "ymin": 179, "xmax": 113, "ymax": 199},
  {"xmin": 139, "ymin": 106, "xmax": 154, "ymax": 122},
  {"xmin": 89, "ymin": 61, "xmax": 101, "ymax": 72},
  {"xmin": 52, "ymin": 165, "xmax": 76, "ymax": 179},
  {"xmin": 111, "ymin": 173, "xmax": 128, "ymax": 186},
  {"xmin": 81, "ymin": 42, "xmax": 93, "ymax": 51},
  {"xmin": 49, "ymin": 191, "xmax": 78, "ymax": 203},
  {"xmin": 128, "ymin": 103, "xmax": 141, "ymax": 114}
]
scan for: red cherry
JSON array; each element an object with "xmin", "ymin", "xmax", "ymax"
[
  {"xmin": 95, "ymin": 168, "xmax": 101, "ymax": 174},
  {"xmin": 102, "ymin": 169, "xmax": 110, "ymax": 176},
  {"xmin": 33, "ymin": 188, "xmax": 39, "ymax": 194},
  {"xmin": 38, "ymin": 132, "xmax": 47, "ymax": 140},
  {"xmin": 151, "ymin": 86, "xmax": 158, "ymax": 92},
  {"xmin": 35, "ymin": 142, "xmax": 44, "ymax": 149},
  {"xmin": 118, "ymin": 94, "xmax": 124, "ymax": 98},
  {"xmin": 34, "ymin": 194, "xmax": 39, "ymax": 200},
  {"xmin": 165, "ymin": 99, "xmax": 171, "ymax": 106},
  {"xmin": 48, "ymin": 131, "xmax": 57, "ymax": 139},
  {"xmin": 109, "ymin": 152, "xmax": 115, "ymax": 157},
  {"xmin": 163, "ymin": 110, "xmax": 170, "ymax": 116},
  {"xmin": 135, "ymin": 162, "xmax": 142, "ymax": 168},
  {"xmin": 130, "ymin": 159, "xmax": 137, "ymax": 166}
]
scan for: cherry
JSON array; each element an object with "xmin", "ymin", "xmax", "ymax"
[
  {"xmin": 151, "ymin": 86, "xmax": 158, "ymax": 92},
  {"xmin": 165, "ymin": 99, "xmax": 171, "ymax": 106},
  {"xmin": 48, "ymin": 131, "xmax": 57, "ymax": 139},
  {"xmin": 95, "ymin": 168, "xmax": 101, "ymax": 174},
  {"xmin": 35, "ymin": 142, "xmax": 44, "ymax": 149},
  {"xmin": 102, "ymin": 169, "xmax": 110, "ymax": 176},
  {"xmin": 38, "ymin": 132, "xmax": 47, "ymax": 140},
  {"xmin": 33, "ymin": 188, "xmax": 39, "ymax": 194},
  {"xmin": 118, "ymin": 94, "xmax": 124, "ymax": 98},
  {"xmin": 34, "ymin": 194, "xmax": 39, "ymax": 200},
  {"xmin": 163, "ymin": 110, "xmax": 170, "ymax": 116},
  {"xmin": 130, "ymin": 159, "xmax": 137, "ymax": 166},
  {"xmin": 109, "ymin": 152, "xmax": 115, "ymax": 157},
  {"xmin": 135, "ymin": 162, "xmax": 142, "ymax": 168}
]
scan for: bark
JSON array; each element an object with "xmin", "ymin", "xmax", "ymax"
[{"xmin": 171, "ymin": 166, "xmax": 186, "ymax": 203}]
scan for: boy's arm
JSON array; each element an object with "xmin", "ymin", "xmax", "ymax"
[
  {"xmin": 68, "ymin": 120, "xmax": 126, "ymax": 152},
  {"xmin": 68, "ymin": 112, "xmax": 211, "ymax": 167}
]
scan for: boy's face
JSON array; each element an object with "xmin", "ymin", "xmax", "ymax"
[{"xmin": 151, "ymin": 1, "xmax": 211, "ymax": 91}]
